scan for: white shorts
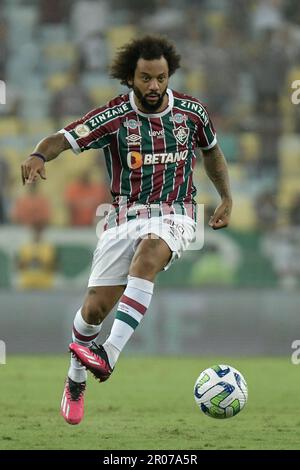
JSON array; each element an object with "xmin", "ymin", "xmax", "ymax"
[{"xmin": 88, "ymin": 214, "xmax": 196, "ymax": 287}]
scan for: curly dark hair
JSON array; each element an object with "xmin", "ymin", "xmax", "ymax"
[{"xmin": 110, "ymin": 35, "xmax": 181, "ymax": 87}]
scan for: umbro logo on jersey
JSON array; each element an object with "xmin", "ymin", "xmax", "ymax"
[
  {"xmin": 173, "ymin": 126, "xmax": 190, "ymax": 145},
  {"xmin": 126, "ymin": 134, "xmax": 142, "ymax": 145}
]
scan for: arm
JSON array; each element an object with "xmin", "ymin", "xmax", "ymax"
[
  {"xmin": 21, "ymin": 132, "xmax": 71, "ymax": 185},
  {"xmin": 202, "ymin": 144, "xmax": 232, "ymax": 230}
]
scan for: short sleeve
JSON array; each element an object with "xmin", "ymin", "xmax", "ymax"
[
  {"xmin": 59, "ymin": 107, "xmax": 111, "ymax": 155},
  {"xmin": 195, "ymin": 105, "xmax": 217, "ymax": 150}
]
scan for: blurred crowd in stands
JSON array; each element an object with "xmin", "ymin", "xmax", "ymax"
[{"xmin": 0, "ymin": 0, "xmax": 300, "ymax": 289}]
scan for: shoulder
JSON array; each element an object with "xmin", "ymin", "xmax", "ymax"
[
  {"xmin": 84, "ymin": 94, "xmax": 131, "ymax": 129},
  {"xmin": 83, "ymin": 93, "xmax": 131, "ymax": 122},
  {"xmin": 172, "ymin": 90, "xmax": 210, "ymax": 126},
  {"xmin": 106, "ymin": 93, "xmax": 130, "ymax": 110},
  {"xmin": 172, "ymin": 89, "xmax": 207, "ymax": 106}
]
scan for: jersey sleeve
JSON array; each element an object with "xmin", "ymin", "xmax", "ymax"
[
  {"xmin": 195, "ymin": 105, "xmax": 217, "ymax": 150},
  {"xmin": 59, "ymin": 106, "xmax": 111, "ymax": 155}
]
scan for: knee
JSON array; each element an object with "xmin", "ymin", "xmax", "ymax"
[
  {"xmin": 82, "ymin": 291, "xmax": 110, "ymax": 324},
  {"xmin": 130, "ymin": 247, "xmax": 160, "ymax": 279}
]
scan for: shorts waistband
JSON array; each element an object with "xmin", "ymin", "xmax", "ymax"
[{"xmin": 104, "ymin": 202, "xmax": 197, "ymax": 230}]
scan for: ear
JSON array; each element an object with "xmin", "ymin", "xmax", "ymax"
[{"xmin": 127, "ymin": 76, "xmax": 133, "ymax": 87}]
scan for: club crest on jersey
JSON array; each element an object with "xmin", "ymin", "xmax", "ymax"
[
  {"xmin": 123, "ymin": 118, "xmax": 142, "ymax": 130},
  {"xmin": 173, "ymin": 126, "xmax": 190, "ymax": 145},
  {"xmin": 126, "ymin": 134, "xmax": 142, "ymax": 146},
  {"xmin": 169, "ymin": 113, "xmax": 187, "ymax": 124},
  {"xmin": 75, "ymin": 124, "xmax": 90, "ymax": 138}
]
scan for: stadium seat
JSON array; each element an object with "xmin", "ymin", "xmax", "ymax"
[
  {"xmin": 280, "ymin": 96, "xmax": 294, "ymax": 133},
  {"xmin": 89, "ymin": 85, "xmax": 119, "ymax": 106},
  {"xmin": 21, "ymin": 96, "xmax": 51, "ymax": 120},
  {"xmin": 38, "ymin": 25, "xmax": 69, "ymax": 44},
  {"xmin": 58, "ymin": 116, "xmax": 81, "ymax": 130},
  {"xmin": 217, "ymin": 133, "xmax": 239, "ymax": 162},
  {"xmin": 106, "ymin": 25, "xmax": 137, "ymax": 59},
  {"xmin": 204, "ymin": 11, "xmax": 226, "ymax": 31},
  {"xmin": 287, "ymin": 66, "xmax": 300, "ymax": 88},
  {"xmin": 239, "ymin": 133, "xmax": 259, "ymax": 163},
  {"xmin": 46, "ymin": 72, "xmax": 71, "ymax": 92},
  {"xmin": 7, "ymin": 45, "xmax": 40, "ymax": 86},
  {"xmin": 24, "ymin": 119, "xmax": 56, "ymax": 137},
  {"xmin": 82, "ymin": 72, "xmax": 113, "ymax": 90},
  {"xmin": 7, "ymin": 5, "xmax": 37, "ymax": 48},
  {"xmin": 229, "ymin": 196, "xmax": 256, "ymax": 230},
  {"xmin": 0, "ymin": 118, "xmax": 22, "ymax": 137},
  {"xmin": 279, "ymin": 135, "xmax": 300, "ymax": 176},
  {"xmin": 227, "ymin": 163, "xmax": 245, "ymax": 193},
  {"xmin": 0, "ymin": 250, "xmax": 11, "ymax": 288},
  {"xmin": 42, "ymin": 43, "xmax": 77, "ymax": 74},
  {"xmin": 279, "ymin": 179, "xmax": 300, "ymax": 208},
  {"xmin": 185, "ymin": 69, "xmax": 205, "ymax": 96}
]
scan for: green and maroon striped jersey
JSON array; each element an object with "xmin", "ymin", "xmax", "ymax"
[{"xmin": 60, "ymin": 88, "xmax": 217, "ymax": 213}]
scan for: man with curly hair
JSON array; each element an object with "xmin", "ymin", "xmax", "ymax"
[{"xmin": 21, "ymin": 35, "xmax": 232, "ymax": 425}]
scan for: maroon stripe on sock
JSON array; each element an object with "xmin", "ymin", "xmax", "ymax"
[
  {"xmin": 121, "ymin": 295, "xmax": 147, "ymax": 315},
  {"xmin": 72, "ymin": 325, "xmax": 99, "ymax": 342}
]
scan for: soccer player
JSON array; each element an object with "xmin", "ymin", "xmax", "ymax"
[{"xmin": 21, "ymin": 35, "xmax": 232, "ymax": 425}]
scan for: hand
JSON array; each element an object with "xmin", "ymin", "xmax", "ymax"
[
  {"xmin": 208, "ymin": 199, "xmax": 232, "ymax": 230},
  {"xmin": 21, "ymin": 156, "xmax": 47, "ymax": 185}
]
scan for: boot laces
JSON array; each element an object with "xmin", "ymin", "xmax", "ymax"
[{"xmin": 68, "ymin": 378, "xmax": 86, "ymax": 401}]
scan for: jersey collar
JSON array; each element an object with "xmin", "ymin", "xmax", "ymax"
[{"xmin": 129, "ymin": 88, "xmax": 174, "ymax": 118}]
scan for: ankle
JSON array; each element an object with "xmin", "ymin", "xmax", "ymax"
[{"xmin": 102, "ymin": 341, "xmax": 120, "ymax": 368}]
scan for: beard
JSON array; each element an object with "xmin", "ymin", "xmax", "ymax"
[{"xmin": 133, "ymin": 85, "xmax": 168, "ymax": 112}]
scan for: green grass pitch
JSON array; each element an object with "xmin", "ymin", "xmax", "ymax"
[{"xmin": 0, "ymin": 356, "xmax": 299, "ymax": 450}]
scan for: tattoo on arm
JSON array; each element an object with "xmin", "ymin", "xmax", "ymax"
[
  {"xmin": 202, "ymin": 144, "xmax": 232, "ymax": 201},
  {"xmin": 223, "ymin": 206, "xmax": 231, "ymax": 217}
]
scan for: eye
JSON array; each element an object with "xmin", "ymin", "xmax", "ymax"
[{"xmin": 142, "ymin": 76, "xmax": 150, "ymax": 82}]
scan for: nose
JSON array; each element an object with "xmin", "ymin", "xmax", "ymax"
[{"xmin": 148, "ymin": 79, "xmax": 160, "ymax": 92}]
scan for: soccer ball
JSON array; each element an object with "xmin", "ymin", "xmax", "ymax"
[{"xmin": 194, "ymin": 364, "xmax": 248, "ymax": 419}]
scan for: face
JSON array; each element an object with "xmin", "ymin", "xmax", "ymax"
[{"xmin": 128, "ymin": 57, "xmax": 169, "ymax": 113}]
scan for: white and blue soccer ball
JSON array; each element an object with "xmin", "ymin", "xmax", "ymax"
[{"xmin": 194, "ymin": 364, "xmax": 248, "ymax": 419}]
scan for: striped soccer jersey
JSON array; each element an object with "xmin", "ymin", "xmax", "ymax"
[{"xmin": 60, "ymin": 88, "xmax": 217, "ymax": 222}]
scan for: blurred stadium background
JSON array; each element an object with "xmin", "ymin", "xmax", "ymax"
[{"xmin": 1, "ymin": 0, "xmax": 300, "ymax": 358}]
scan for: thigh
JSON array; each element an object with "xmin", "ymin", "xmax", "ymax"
[
  {"xmin": 88, "ymin": 227, "xmax": 135, "ymax": 287},
  {"xmin": 136, "ymin": 215, "xmax": 197, "ymax": 271},
  {"xmin": 129, "ymin": 237, "xmax": 172, "ymax": 280}
]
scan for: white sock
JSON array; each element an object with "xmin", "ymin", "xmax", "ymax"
[
  {"xmin": 103, "ymin": 276, "xmax": 154, "ymax": 368},
  {"xmin": 68, "ymin": 308, "xmax": 102, "ymax": 383}
]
